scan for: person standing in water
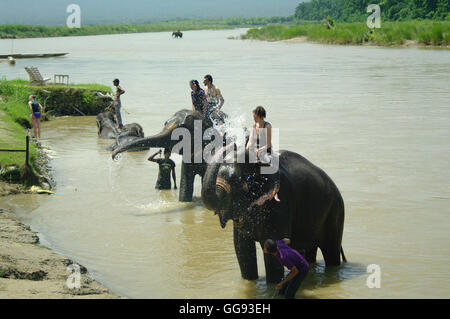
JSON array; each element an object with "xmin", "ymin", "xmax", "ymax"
[
  {"xmin": 148, "ymin": 149, "xmax": 177, "ymax": 190},
  {"xmin": 203, "ymin": 74, "xmax": 224, "ymax": 124},
  {"xmin": 28, "ymin": 95, "xmax": 44, "ymax": 140},
  {"xmin": 190, "ymin": 80, "xmax": 207, "ymax": 117},
  {"xmin": 264, "ymin": 238, "xmax": 309, "ymax": 299},
  {"xmin": 112, "ymin": 78, "xmax": 125, "ymax": 129}
]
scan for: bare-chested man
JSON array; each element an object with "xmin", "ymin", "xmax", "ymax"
[{"xmin": 203, "ymin": 74, "xmax": 225, "ymax": 125}]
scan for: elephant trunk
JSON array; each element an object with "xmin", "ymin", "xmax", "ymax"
[
  {"xmin": 111, "ymin": 129, "xmax": 172, "ymax": 159},
  {"xmin": 202, "ymin": 162, "xmax": 234, "ymax": 228}
]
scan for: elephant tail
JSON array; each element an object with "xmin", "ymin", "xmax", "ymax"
[{"xmin": 341, "ymin": 247, "xmax": 347, "ymax": 263}]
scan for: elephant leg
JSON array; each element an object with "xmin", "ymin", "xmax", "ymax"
[
  {"xmin": 233, "ymin": 226, "xmax": 258, "ymax": 280},
  {"xmin": 304, "ymin": 246, "xmax": 318, "ymax": 264},
  {"xmin": 320, "ymin": 244, "xmax": 341, "ymax": 267},
  {"xmin": 259, "ymin": 242, "xmax": 284, "ymax": 283},
  {"xmin": 179, "ymin": 162, "xmax": 194, "ymax": 202},
  {"xmin": 321, "ymin": 198, "xmax": 345, "ymax": 267}
]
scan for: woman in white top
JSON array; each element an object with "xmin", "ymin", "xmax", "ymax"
[
  {"xmin": 246, "ymin": 106, "xmax": 280, "ymax": 208},
  {"xmin": 247, "ymin": 106, "xmax": 272, "ymax": 161}
]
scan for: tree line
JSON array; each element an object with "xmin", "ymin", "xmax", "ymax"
[{"xmin": 294, "ymin": 0, "xmax": 450, "ymax": 22}]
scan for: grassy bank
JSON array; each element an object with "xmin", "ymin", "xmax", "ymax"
[
  {"xmin": 0, "ymin": 79, "xmax": 111, "ymax": 184},
  {"xmin": 241, "ymin": 20, "xmax": 450, "ymax": 46},
  {"xmin": 0, "ymin": 17, "xmax": 292, "ymax": 39}
]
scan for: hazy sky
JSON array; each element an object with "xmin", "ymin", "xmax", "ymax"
[{"xmin": 0, "ymin": 0, "xmax": 304, "ymax": 25}]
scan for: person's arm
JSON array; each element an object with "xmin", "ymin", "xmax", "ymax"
[
  {"xmin": 172, "ymin": 164, "xmax": 177, "ymax": 189},
  {"xmin": 148, "ymin": 149, "xmax": 162, "ymax": 162},
  {"xmin": 117, "ymin": 86, "xmax": 125, "ymax": 97},
  {"xmin": 39, "ymin": 103, "xmax": 44, "ymax": 113},
  {"xmin": 248, "ymin": 183, "xmax": 279, "ymax": 211},
  {"xmin": 276, "ymin": 266, "xmax": 299, "ymax": 290},
  {"xmin": 28, "ymin": 101, "xmax": 33, "ymax": 115},
  {"xmin": 216, "ymin": 87, "xmax": 224, "ymax": 110}
]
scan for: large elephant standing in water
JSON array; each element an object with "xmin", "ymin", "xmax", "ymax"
[
  {"xmin": 201, "ymin": 149, "xmax": 346, "ymax": 283},
  {"xmin": 111, "ymin": 109, "xmax": 227, "ymax": 202}
]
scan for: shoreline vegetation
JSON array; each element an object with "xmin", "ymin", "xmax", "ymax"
[
  {"xmin": 241, "ymin": 20, "xmax": 450, "ymax": 47},
  {"xmin": 0, "ymin": 79, "xmax": 111, "ymax": 189},
  {"xmin": 0, "ymin": 17, "xmax": 290, "ymax": 39},
  {"xmin": 0, "ymin": 19, "xmax": 448, "ymax": 48}
]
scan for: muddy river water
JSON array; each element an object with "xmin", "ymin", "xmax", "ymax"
[{"xmin": 1, "ymin": 29, "xmax": 449, "ymax": 298}]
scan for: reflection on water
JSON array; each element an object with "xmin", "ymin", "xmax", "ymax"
[{"xmin": 1, "ymin": 29, "xmax": 449, "ymax": 298}]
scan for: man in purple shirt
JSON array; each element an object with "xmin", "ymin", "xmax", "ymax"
[{"xmin": 264, "ymin": 238, "xmax": 309, "ymax": 299}]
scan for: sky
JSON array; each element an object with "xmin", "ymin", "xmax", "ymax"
[{"xmin": 0, "ymin": 0, "xmax": 305, "ymax": 25}]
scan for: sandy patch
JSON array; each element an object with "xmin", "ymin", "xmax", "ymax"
[
  {"xmin": 281, "ymin": 36, "xmax": 308, "ymax": 43},
  {"xmin": 0, "ymin": 211, "xmax": 118, "ymax": 299}
]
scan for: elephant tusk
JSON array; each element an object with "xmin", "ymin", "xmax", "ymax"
[
  {"xmin": 164, "ymin": 122, "xmax": 178, "ymax": 131},
  {"xmin": 216, "ymin": 177, "xmax": 231, "ymax": 195}
]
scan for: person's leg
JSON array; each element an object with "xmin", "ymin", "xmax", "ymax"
[
  {"xmin": 115, "ymin": 100, "xmax": 123, "ymax": 128},
  {"xmin": 284, "ymin": 269, "xmax": 308, "ymax": 299},
  {"xmin": 36, "ymin": 117, "xmax": 41, "ymax": 139},
  {"xmin": 32, "ymin": 117, "xmax": 38, "ymax": 139}
]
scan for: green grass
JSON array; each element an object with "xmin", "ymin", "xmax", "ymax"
[
  {"xmin": 241, "ymin": 20, "xmax": 450, "ymax": 47},
  {"xmin": 0, "ymin": 110, "xmax": 37, "ymax": 168},
  {"xmin": 70, "ymin": 83, "xmax": 112, "ymax": 91}
]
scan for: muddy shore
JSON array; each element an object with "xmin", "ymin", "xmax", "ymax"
[
  {"xmin": 0, "ymin": 208, "xmax": 118, "ymax": 299},
  {"xmin": 0, "ymin": 139, "xmax": 119, "ymax": 298}
]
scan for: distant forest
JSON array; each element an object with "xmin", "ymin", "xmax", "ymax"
[{"xmin": 294, "ymin": 0, "xmax": 450, "ymax": 21}]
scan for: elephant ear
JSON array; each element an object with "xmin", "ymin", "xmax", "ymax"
[{"xmin": 215, "ymin": 210, "xmax": 233, "ymax": 229}]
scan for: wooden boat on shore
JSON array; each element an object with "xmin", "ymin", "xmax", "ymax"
[{"xmin": 0, "ymin": 53, "xmax": 68, "ymax": 59}]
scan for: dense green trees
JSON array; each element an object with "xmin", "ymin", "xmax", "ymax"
[{"xmin": 294, "ymin": 0, "xmax": 450, "ymax": 21}]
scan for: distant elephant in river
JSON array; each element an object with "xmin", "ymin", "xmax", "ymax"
[
  {"xmin": 201, "ymin": 149, "xmax": 346, "ymax": 283},
  {"xmin": 172, "ymin": 31, "xmax": 183, "ymax": 38},
  {"xmin": 111, "ymin": 109, "xmax": 229, "ymax": 202}
]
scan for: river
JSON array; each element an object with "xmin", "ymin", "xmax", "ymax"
[{"xmin": 0, "ymin": 29, "xmax": 449, "ymax": 298}]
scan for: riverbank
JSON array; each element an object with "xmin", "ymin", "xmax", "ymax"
[
  {"xmin": 0, "ymin": 17, "xmax": 291, "ymax": 39},
  {"xmin": 0, "ymin": 208, "xmax": 118, "ymax": 298},
  {"xmin": 241, "ymin": 20, "xmax": 450, "ymax": 47},
  {"xmin": 0, "ymin": 79, "xmax": 111, "ymax": 187},
  {"xmin": 0, "ymin": 79, "xmax": 119, "ymax": 298}
]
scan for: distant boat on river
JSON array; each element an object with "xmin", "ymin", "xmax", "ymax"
[{"xmin": 0, "ymin": 53, "xmax": 68, "ymax": 59}]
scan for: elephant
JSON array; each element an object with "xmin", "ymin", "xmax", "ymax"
[
  {"xmin": 111, "ymin": 109, "xmax": 230, "ymax": 202},
  {"xmin": 172, "ymin": 31, "xmax": 183, "ymax": 38},
  {"xmin": 96, "ymin": 111, "xmax": 119, "ymax": 139},
  {"xmin": 106, "ymin": 123, "xmax": 145, "ymax": 151},
  {"xmin": 97, "ymin": 110, "xmax": 145, "ymax": 150},
  {"xmin": 201, "ymin": 149, "xmax": 346, "ymax": 283}
]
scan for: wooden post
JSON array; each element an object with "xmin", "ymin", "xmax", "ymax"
[{"xmin": 25, "ymin": 135, "xmax": 29, "ymax": 167}]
